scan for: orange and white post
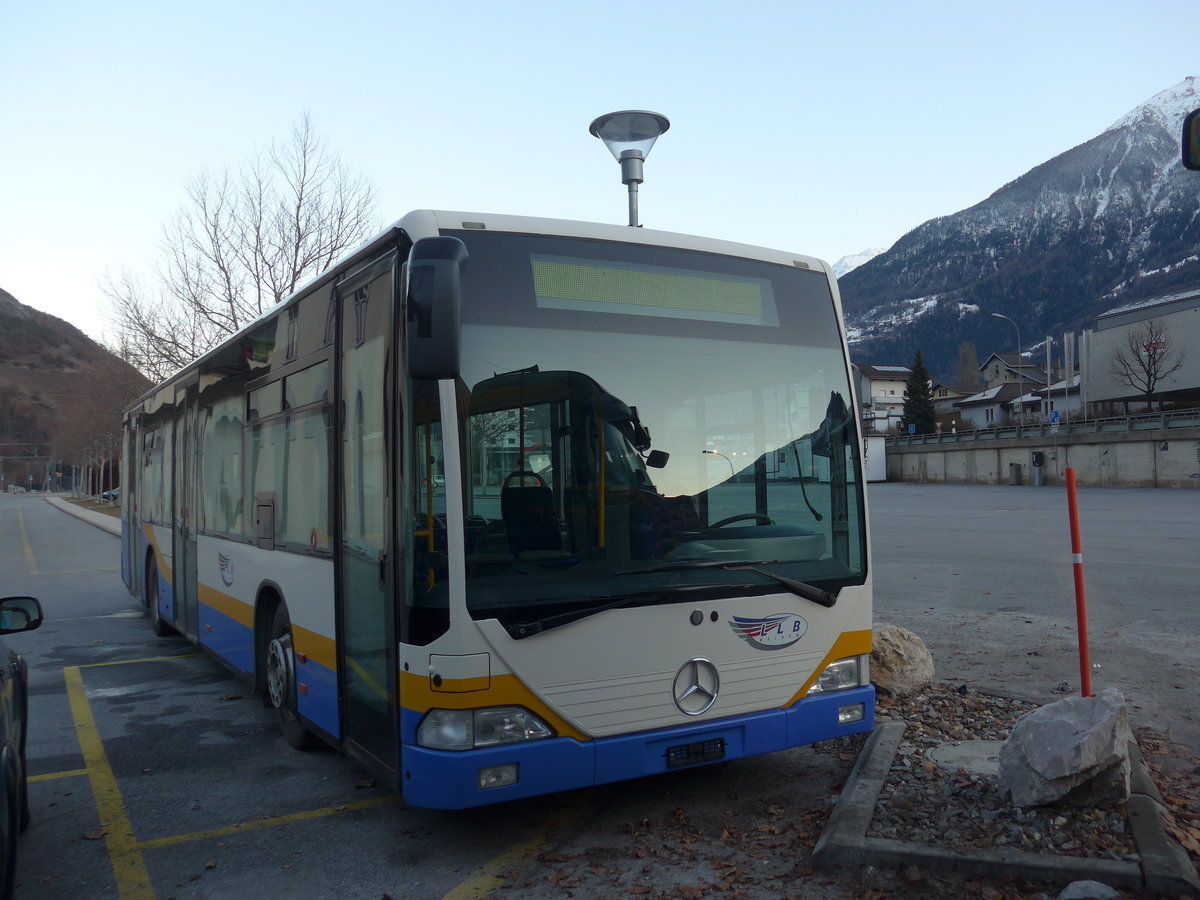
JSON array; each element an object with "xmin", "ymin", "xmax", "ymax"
[{"xmin": 1065, "ymin": 467, "xmax": 1094, "ymax": 697}]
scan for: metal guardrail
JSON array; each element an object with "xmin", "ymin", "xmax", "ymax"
[{"xmin": 884, "ymin": 407, "xmax": 1200, "ymax": 446}]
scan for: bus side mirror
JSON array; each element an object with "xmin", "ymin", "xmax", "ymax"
[
  {"xmin": 407, "ymin": 236, "xmax": 468, "ymax": 379},
  {"xmin": 1184, "ymin": 109, "xmax": 1200, "ymax": 171}
]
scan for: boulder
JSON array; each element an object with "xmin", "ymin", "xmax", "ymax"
[
  {"xmin": 870, "ymin": 624, "xmax": 934, "ymax": 697},
  {"xmin": 997, "ymin": 687, "xmax": 1131, "ymax": 808},
  {"xmin": 1056, "ymin": 881, "xmax": 1122, "ymax": 900}
]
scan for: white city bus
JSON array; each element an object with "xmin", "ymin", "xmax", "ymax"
[{"xmin": 120, "ymin": 210, "xmax": 874, "ymax": 809}]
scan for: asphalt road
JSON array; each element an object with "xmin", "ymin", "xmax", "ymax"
[{"xmin": 867, "ymin": 481, "xmax": 1200, "ymax": 757}]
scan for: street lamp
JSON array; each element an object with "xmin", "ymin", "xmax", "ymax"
[
  {"xmin": 991, "ymin": 312, "xmax": 1026, "ymax": 423},
  {"xmin": 590, "ymin": 110, "xmax": 670, "ymax": 227},
  {"xmin": 702, "ymin": 449, "xmax": 735, "ymax": 479}
]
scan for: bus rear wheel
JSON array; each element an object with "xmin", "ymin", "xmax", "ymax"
[{"xmin": 266, "ymin": 605, "xmax": 316, "ymax": 751}]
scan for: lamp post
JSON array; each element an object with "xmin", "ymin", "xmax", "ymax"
[
  {"xmin": 590, "ymin": 110, "xmax": 670, "ymax": 227},
  {"xmin": 702, "ymin": 449, "xmax": 735, "ymax": 479},
  {"xmin": 991, "ymin": 313, "xmax": 1026, "ymax": 424}
]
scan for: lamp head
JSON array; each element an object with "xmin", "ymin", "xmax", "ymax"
[{"xmin": 589, "ymin": 110, "xmax": 670, "ymax": 165}]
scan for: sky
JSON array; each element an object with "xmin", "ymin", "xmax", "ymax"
[{"xmin": 2, "ymin": 0, "xmax": 1197, "ymax": 344}]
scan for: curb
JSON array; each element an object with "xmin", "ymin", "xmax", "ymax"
[
  {"xmin": 43, "ymin": 495, "xmax": 122, "ymax": 538},
  {"xmin": 813, "ymin": 720, "xmax": 1200, "ymax": 895}
]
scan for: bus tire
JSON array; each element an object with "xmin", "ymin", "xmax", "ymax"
[
  {"xmin": 266, "ymin": 604, "xmax": 316, "ymax": 751},
  {"xmin": 146, "ymin": 557, "xmax": 173, "ymax": 637}
]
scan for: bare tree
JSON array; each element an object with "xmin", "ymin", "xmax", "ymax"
[
  {"xmin": 105, "ymin": 113, "xmax": 377, "ymax": 380},
  {"xmin": 955, "ymin": 341, "xmax": 981, "ymax": 388},
  {"xmin": 1110, "ymin": 317, "xmax": 1185, "ymax": 409}
]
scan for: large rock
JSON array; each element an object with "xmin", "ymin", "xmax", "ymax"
[
  {"xmin": 1057, "ymin": 881, "xmax": 1123, "ymax": 900},
  {"xmin": 997, "ymin": 687, "xmax": 1131, "ymax": 808},
  {"xmin": 870, "ymin": 624, "xmax": 934, "ymax": 697}
]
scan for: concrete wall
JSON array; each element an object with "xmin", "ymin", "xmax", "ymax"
[{"xmin": 886, "ymin": 427, "xmax": 1200, "ymax": 488}]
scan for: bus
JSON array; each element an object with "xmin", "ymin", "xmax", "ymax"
[{"xmin": 119, "ymin": 210, "xmax": 874, "ymax": 809}]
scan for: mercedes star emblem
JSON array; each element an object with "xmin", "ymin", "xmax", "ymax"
[{"xmin": 672, "ymin": 658, "xmax": 720, "ymax": 716}]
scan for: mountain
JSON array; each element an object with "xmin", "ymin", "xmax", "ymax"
[
  {"xmin": 839, "ymin": 77, "xmax": 1200, "ymax": 380},
  {"xmin": 832, "ymin": 249, "xmax": 884, "ymax": 279},
  {"xmin": 0, "ymin": 287, "xmax": 148, "ymax": 481}
]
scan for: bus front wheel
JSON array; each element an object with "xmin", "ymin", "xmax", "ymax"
[{"xmin": 266, "ymin": 605, "xmax": 316, "ymax": 751}]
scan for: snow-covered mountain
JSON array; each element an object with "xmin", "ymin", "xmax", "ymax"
[
  {"xmin": 832, "ymin": 248, "xmax": 884, "ymax": 279},
  {"xmin": 839, "ymin": 76, "xmax": 1200, "ymax": 379}
]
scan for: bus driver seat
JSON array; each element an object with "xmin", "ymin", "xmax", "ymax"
[{"xmin": 500, "ymin": 471, "xmax": 563, "ymax": 557}]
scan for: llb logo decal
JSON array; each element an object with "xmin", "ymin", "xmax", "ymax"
[
  {"xmin": 729, "ymin": 614, "xmax": 807, "ymax": 650},
  {"xmin": 218, "ymin": 551, "xmax": 235, "ymax": 587}
]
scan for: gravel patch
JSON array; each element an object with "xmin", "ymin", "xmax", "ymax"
[{"xmin": 869, "ymin": 683, "xmax": 1138, "ymax": 862}]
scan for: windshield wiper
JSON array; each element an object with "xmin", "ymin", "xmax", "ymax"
[
  {"xmin": 722, "ymin": 563, "xmax": 837, "ymax": 608},
  {"xmin": 619, "ymin": 559, "xmax": 837, "ymax": 609},
  {"xmin": 506, "ymin": 586, "xmax": 720, "ymax": 639}
]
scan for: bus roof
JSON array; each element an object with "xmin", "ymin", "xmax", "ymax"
[{"xmin": 124, "ymin": 210, "xmax": 833, "ymax": 414}]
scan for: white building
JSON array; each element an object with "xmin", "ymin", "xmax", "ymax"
[
  {"xmin": 952, "ymin": 383, "xmax": 1024, "ymax": 428},
  {"xmin": 854, "ymin": 364, "xmax": 912, "ymax": 434},
  {"xmin": 1034, "ymin": 375, "xmax": 1084, "ymax": 420},
  {"xmin": 1085, "ymin": 289, "xmax": 1200, "ymax": 411}
]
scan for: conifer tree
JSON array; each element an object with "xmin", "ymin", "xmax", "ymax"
[{"xmin": 900, "ymin": 351, "xmax": 937, "ymax": 434}]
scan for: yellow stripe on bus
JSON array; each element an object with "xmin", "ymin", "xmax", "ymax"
[
  {"xmin": 197, "ymin": 582, "xmax": 253, "ymax": 628},
  {"xmin": 293, "ymin": 624, "xmax": 336, "ymax": 671},
  {"xmin": 142, "ymin": 524, "xmax": 172, "ymax": 580},
  {"xmin": 194, "ymin": 584, "xmax": 338, "ymax": 672}
]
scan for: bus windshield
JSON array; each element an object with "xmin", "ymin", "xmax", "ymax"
[{"xmin": 415, "ymin": 229, "xmax": 866, "ymax": 637}]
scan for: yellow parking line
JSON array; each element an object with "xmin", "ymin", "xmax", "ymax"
[
  {"xmin": 18, "ymin": 510, "xmax": 39, "ymax": 574},
  {"xmin": 137, "ymin": 795, "xmax": 401, "ymax": 850},
  {"xmin": 345, "ymin": 653, "xmax": 391, "ymax": 703},
  {"xmin": 442, "ymin": 801, "xmax": 587, "ymax": 900},
  {"xmin": 80, "ymin": 652, "xmax": 205, "ymax": 669},
  {"xmin": 65, "ymin": 665, "xmax": 154, "ymax": 900},
  {"xmin": 30, "ymin": 768, "xmax": 89, "ymax": 783},
  {"xmin": 61, "ymin": 651, "xmax": 403, "ymax": 899},
  {"xmin": 44, "ymin": 567, "xmax": 121, "ymax": 575}
]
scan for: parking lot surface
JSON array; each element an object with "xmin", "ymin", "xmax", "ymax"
[{"xmin": 7, "ymin": 485, "xmax": 1197, "ymax": 898}]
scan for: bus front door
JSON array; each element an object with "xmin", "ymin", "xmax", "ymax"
[
  {"xmin": 173, "ymin": 387, "xmax": 199, "ymax": 637},
  {"xmin": 337, "ymin": 253, "xmax": 399, "ymax": 778}
]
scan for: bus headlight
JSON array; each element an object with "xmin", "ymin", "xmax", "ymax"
[
  {"xmin": 806, "ymin": 655, "xmax": 870, "ymax": 695},
  {"xmin": 418, "ymin": 707, "xmax": 554, "ymax": 751}
]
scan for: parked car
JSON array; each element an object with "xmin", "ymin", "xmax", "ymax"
[
  {"xmin": 101, "ymin": 487, "xmax": 119, "ymax": 502},
  {"xmin": 0, "ymin": 596, "xmax": 42, "ymax": 899}
]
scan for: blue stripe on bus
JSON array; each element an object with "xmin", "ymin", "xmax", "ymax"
[
  {"xmin": 197, "ymin": 602, "xmax": 254, "ymax": 673},
  {"xmin": 398, "ymin": 685, "xmax": 875, "ymax": 809},
  {"xmin": 294, "ymin": 652, "xmax": 339, "ymax": 737},
  {"xmin": 157, "ymin": 567, "xmax": 175, "ymax": 622}
]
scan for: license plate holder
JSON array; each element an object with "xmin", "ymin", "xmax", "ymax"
[{"xmin": 665, "ymin": 737, "xmax": 726, "ymax": 769}]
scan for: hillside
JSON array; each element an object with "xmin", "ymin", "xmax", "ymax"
[
  {"xmin": 839, "ymin": 77, "xmax": 1200, "ymax": 379},
  {"xmin": 0, "ymin": 287, "xmax": 148, "ymax": 479}
]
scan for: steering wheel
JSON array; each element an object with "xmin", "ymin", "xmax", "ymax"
[{"xmin": 709, "ymin": 513, "xmax": 773, "ymax": 528}]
